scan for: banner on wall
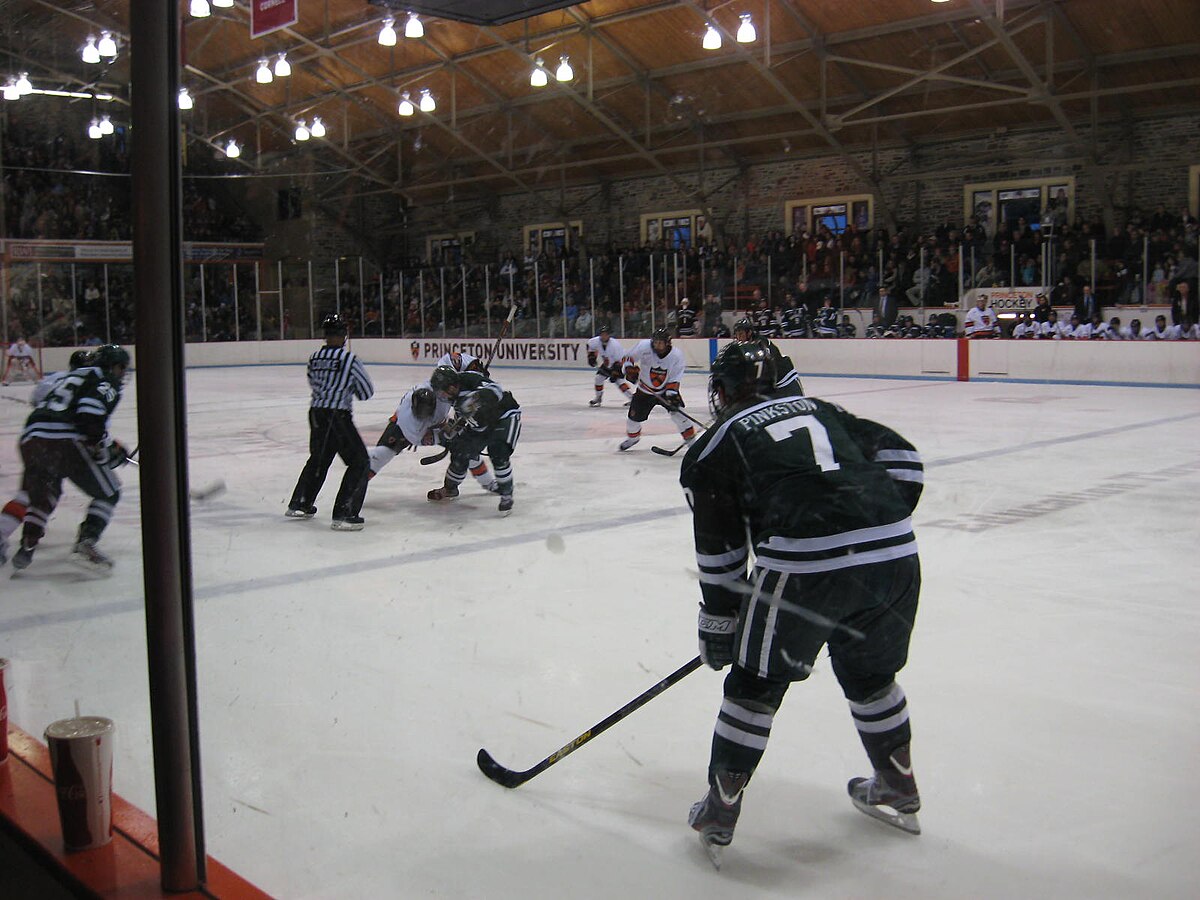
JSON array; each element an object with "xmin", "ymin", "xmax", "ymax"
[
  {"xmin": 408, "ymin": 338, "xmax": 587, "ymax": 367},
  {"xmin": 251, "ymin": 0, "xmax": 298, "ymax": 38},
  {"xmin": 2, "ymin": 241, "xmax": 263, "ymax": 263},
  {"xmin": 961, "ymin": 287, "xmax": 1049, "ymax": 313}
]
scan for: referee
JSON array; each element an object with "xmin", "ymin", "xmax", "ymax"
[{"xmin": 286, "ymin": 313, "xmax": 375, "ymax": 530}]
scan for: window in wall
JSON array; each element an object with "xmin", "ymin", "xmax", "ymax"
[
  {"xmin": 426, "ymin": 232, "xmax": 475, "ymax": 265},
  {"xmin": 784, "ymin": 195, "xmax": 873, "ymax": 236},
  {"xmin": 523, "ymin": 220, "xmax": 583, "ymax": 256},
  {"xmin": 641, "ymin": 209, "xmax": 700, "ymax": 248},
  {"xmin": 964, "ymin": 177, "xmax": 1075, "ymax": 238}
]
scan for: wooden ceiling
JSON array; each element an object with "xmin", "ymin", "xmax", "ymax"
[{"xmin": 4, "ymin": 0, "xmax": 1199, "ymax": 206}]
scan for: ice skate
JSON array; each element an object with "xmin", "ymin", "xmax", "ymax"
[
  {"xmin": 70, "ymin": 538, "xmax": 113, "ymax": 574},
  {"xmin": 847, "ymin": 746, "xmax": 921, "ymax": 835},
  {"xmin": 618, "ymin": 436, "xmax": 639, "ymax": 451},
  {"xmin": 285, "ymin": 505, "xmax": 316, "ymax": 518},
  {"xmin": 498, "ymin": 494, "xmax": 514, "ymax": 516},
  {"xmin": 11, "ymin": 540, "xmax": 36, "ymax": 571},
  {"xmin": 331, "ymin": 516, "xmax": 365, "ymax": 531},
  {"xmin": 688, "ymin": 770, "xmax": 748, "ymax": 870},
  {"xmin": 427, "ymin": 484, "xmax": 460, "ymax": 501},
  {"xmin": 588, "ymin": 396, "xmax": 602, "ymax": 407}
]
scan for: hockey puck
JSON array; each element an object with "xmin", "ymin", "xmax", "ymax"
[{"xmin": 191, "ymin": 480, "xmax": 227, "ymax": 501}]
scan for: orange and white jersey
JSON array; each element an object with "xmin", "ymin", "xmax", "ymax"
[
  {"xmin": 623, "ymin": 339, "xmax": 686, "ymax": 397},
  {"xmin": 964, "ymin": 306, "xmax": 997, "ymax": 337},
  {"xmin": 391, "ymin": 381, "xmax": 452, "ymax": 445},
  {"xmin": 586, "ymin": 335, "xmax": 625, "ymax": 368}
]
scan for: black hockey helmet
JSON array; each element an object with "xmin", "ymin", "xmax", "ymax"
[
  {"xmin": 69, "ymin": 350, "xmax": 93, "ymax": 369},
  {"xmin": 709, "ymin": 340, "xmax": 776, "ymax": 416},
  {"xmin": 93, "ymin": 344, "xmax": 130, "ymax": 381},
  {"xmin": 599, "ymin": 322, "xmax": 611, "ymax": 335},
  {"xmin": 651, "ymin": 327, "xmax": 672, "ymax": 356},
  {"xmin": 411, "ymin": 386, "xmax": 437, "ymax": 419},
  {"xmin": 322, "ymin": 312, "xmax": 347, "ymax": 336},
  {"xmin": 732, "ymin": 318, "xmax": 756, "ymax": 342},
  {"xmin": 429, "ymin": 365, "xmax": 459, "ymax": 397}
]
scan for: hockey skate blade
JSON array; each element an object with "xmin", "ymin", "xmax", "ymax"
[
  {"xmin": 67, "ymin": 557, "xmax": 114, "ymax": 578},
  {"xmin": 850, "ymin": 797, "xmax": 921, "ymax": 834},
  {"xmin": 476, "ymin": 748, "xmax": 523, "ymax": 789},
  {"xmin": 698, "ymin": 834, "xmax": 726, "ymax": 870}
]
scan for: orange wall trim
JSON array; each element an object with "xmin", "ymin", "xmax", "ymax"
[{"xmin": 1, "ymin": 724, "xmax": 272, "ymax": 900}]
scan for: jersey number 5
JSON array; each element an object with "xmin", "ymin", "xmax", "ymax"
[{"xmin": 764, "ymin": 415, "xmax": 841, "ymax": 472}]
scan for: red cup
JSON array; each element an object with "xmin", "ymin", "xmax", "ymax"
[
  {"xmin": 44, "ymin": 716, "xmax": 115, "ymax": 851},
  {"xmin": 0, "ymin": 658, "xmax": 8, "ymax": 764}
]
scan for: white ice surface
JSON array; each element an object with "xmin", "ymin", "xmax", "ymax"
[{"xmin": 2, "ymin": 363, "xmax": 1199, "ymax": 899}]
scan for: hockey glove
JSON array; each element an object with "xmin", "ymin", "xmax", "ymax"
[
  {"xmin": 662, "ymin": 389, "xmax": 682, "ymax": 409},
  {"xmin": 588, "ymin": 351, "xmax": 598, "ymax": 367},
  {"xmin": 624, "ymin": 365, "xmax": 640, "ymax": 384},
  {"xmin": 607, "ymin": 367, "xmax": 623, "ymax": 384},
  {"xmin": 697, "ymin": 605, "xmax": 738, "ymax": 670}
]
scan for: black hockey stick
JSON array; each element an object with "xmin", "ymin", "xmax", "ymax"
[
  {"xmin": 476, "ymin": 655, "xmax": 703, "ymax": 788},
  {"xmin": 126, "ymin": 457, "xmax": 227, "ymax": 501},
  {"xmin": 421, "ymin": 306, "xmax": 518, "ymax": 467},
  {"xmin": 651, "ymin": 406, "xmax": 710, "ymax": 456},
  {"xmin": 650, "ymin": 441, "xmax": 690, "ymax": 457}
]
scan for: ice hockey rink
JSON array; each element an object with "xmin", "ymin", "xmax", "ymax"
[{"xmin": 2, "ymin": 360, "xmax": 1198, "ymax": 899}]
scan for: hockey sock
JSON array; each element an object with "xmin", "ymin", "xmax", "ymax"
[
  {"xmin": 0, "ymin": 493, "xmax": 28, "ymax": 541},
  {"xmin": 624, "ymin": 418, "xmax": 642, "ymax": 439},
  {"xmin": 848, "ymin": 682, "xmax": 911, "ymax": 771},
  {"xmin": 368, "ymin": 445, "xmax": 398, "ymax": 475},
  {"xmin": 681, "ymin": 426, "xmax": 696, "ymax": 441},
  {"xmin": 492, "ymin": 459, "xmax": 513, "ymax": 495},
  {"xmin": 707, "ymin": 698, "xmax": 775, "ymax": 786},
  {"xmin": 78, "ymin": 498, "xmax": 117, "ymax": 543}
]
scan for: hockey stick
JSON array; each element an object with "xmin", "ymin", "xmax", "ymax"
[
  {"xmin": 126, "ymin": 457, "xmax": 227, "ymax": 501},
  {"xmin": 476, "ymin": 655, "xmax": 703, "ymax": 789},
  {"xmin": 651, "ymin": 405, "xmax": 710, "ymax": 456},
  {"xmin": 420, "ymin": 305, "xmax": 518, "ymax": 467}
]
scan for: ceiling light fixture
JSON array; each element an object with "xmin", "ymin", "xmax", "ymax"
[
  {"xmin": 530, "ymin": 58, "xmax": 547, "ymax": 88},
  {"xmin": 702, "ymin": 23, "xmax": 722, "ymax": 51},
  {"xmin": 274, "ymin": 53, "xmax": 291, "ymax": 77},
  {"xmin": 189, "ymin": 0, "xmax": 211, "ymax": 18},
  {"xmin": 99, "ymin": 114, "xmax": 114, "ymax": 135},
  {"xmin": 88, "ymin": 118, "xmax": 103, "ymax": 139},
  {"xmin": 405, "ymin": 12, "xmax": 424, "ymax": 39},
  {"xmin": 736, "ymin": 13, "xmax": 756, "ymax": 43},
  {"xmin": 97, "ymin": 31, "xmax": 118, "ymax": 58},
  {"xmin": 310, "ymin": 116, "xmax": 326, "ymax": 138},
  {"xmin": 224, "ymin": 138, "xmax": 241, "ymax": 158},
  {"xmin": 212, "ymin": 0, "xmax": 235, "ymax": 7},
  {"xmin": 398, "ymin": 91, "xmax": 414, "ymax": 116},
  {"xmin": 178, "ymin": 87, "xmax": 193, "ymax": 110},
  {"xmin": 15, "ymin": 73, "xmax": 33, "ymax": 95},
  {"xmin": 82, "ymin": 36, "xmax": 101, "ymax": 64},
  {"xmin": 295, "ymin": 119, "xmax": 310, "ymax": 141},
  {"xmin": 555, "ymin": 55, "xmax": 573, "ymax": 82},
  {"xmin": 419, "ymin": 88, "xmax": 436, "ymax": 112},
  {"xmin": 378, "ymin": 17, "xmax": 397, "ymax": 46},
  {"xmin": 256, "ymin": 59, "xmax": 273, "ymax": 84}
]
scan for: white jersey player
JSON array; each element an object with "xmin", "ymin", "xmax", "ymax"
[
  {"xmin": 437, "ymin": 350, "xmax": 483, "ymax": 373},
  {"xmin": 1140, "ymin": 316, "xmax": 1169, "ymax": 340},
  {"xmin": 3, "ymin": 337, "xmax": 41, "ymax": 384},
  {"xmin": 963, "ymin": 298, "xmax": 998, "ymax": 338},
  {"xmin": 367, "ymin": 383, "xmax": 498, "ymax": 492},
  {"xmin": 585, "ymin": 324, "xmax": 632, "ymax": 407},
  {"xmin": 618, "ymin": 328, "xmax": 697, "ymax": 452}
]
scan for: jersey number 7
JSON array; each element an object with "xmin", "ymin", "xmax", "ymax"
[{"xmin": 765, "ymin": 415, "xmax": 841, "ymax": 473}]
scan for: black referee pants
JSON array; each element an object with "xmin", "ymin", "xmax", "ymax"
[{"xmin": 289, "ymin": 408, "xmax": 369, "ymax": 520}]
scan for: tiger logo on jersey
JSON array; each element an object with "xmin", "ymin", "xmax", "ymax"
[
  {"xmin": 649, "ymin": 367, "xmax": 669, "ymax": 389},
  {"xmin": 410, "ymin": 341, "xmax": 420, "ymax": 360}
]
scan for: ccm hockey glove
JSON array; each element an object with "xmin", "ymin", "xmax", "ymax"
[
  {"xmin": 662, "ymin": 389, "xmax": 682, "ymax": 408},
  {"xmin": 588, "ymin": 351, "xmax": 598, "ymax": 367},
  {"xmin": 624, "ymin": 364, "xmax": 640, "ymax": 384},
  {"xmin": 697, "ymin": 604, "xmax": 738, "ymax": 670}
]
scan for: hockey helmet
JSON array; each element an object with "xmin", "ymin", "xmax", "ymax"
[
  {"xmin": 732, "ymin": 318, "xmax": 756, "ymax": 342},
  {"xmin": 429, "ymin": 365, "xmax": 460, "ymax": 397},
  {"xmin": 651, "ymin": 327, "xmax": 672, "ymax": 356},
  {"xmin": 93, "ymin": 344, "xmax": 130, "ymax": 381},
  {"xmin": 322, "ymin": 312, "xmax": 347, "ymax": 336},
  {"xmin": 599, "ymin": 322, "xmax": 611, "ymax": 335},
  {"xmin": 708, "ymin": 340, "xmax": 776, "ymax": 416},
  {"xmin": 411, "ymin": 386, "xmax": 437, "ymax": 419},
  {"xmin": 69, "ymin": 350, "xmax": 94, "ymax": 369}
]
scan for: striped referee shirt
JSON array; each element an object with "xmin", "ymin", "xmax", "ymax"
[{"xmin": 307, "ymin": 344, "xmax": 374, "ymax": 410}]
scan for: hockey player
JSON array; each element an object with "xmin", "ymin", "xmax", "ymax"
[
  {"xmin": 675, "ymin": 298, "xmax": 698, "ymax": 337},
  {"xmin": 368, "ymin": 385, "xmax": 451, "ymax": 476},
  {"xmin": 0, "ymin": 344, "xmax": 131, "ymax": 572},
  {"xmin": 427, "ymin": 365, "xmax": 521, "ymax": 515},
  {"xmin": 682, "ymin": 341, "xmax": 925, "ymax": 866},
  {"xmin": 814, "ymin": 297, "xmax": 840, "ymax": 337},
  {"xmin": 30, "ymin": 350, "xmax": 94, "ymax": 407},
  {"xmin": 2, "ymin": 336, "xmax": 41, "ymax": 385},
  {"xmin": 731, "ymin": 318, "xmax": 803, "ymax": 396},
  {"xmin": 436, "ymin": 350, "xmax": 485, "ymax": 374},
  {"xmin": 617, "ymin": 328, "xmax": 696, "ymax": 452},
  {"xmin": 964, "ymin": 295, "xmax": 1000, "ymax": 338},
  {"xmin": 585, "ymin": 323, "xmax": 631, "ymax": 407},
  {"xmin": 286, "ymin": 313, "xmax": 375, "ymax": 530}
]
